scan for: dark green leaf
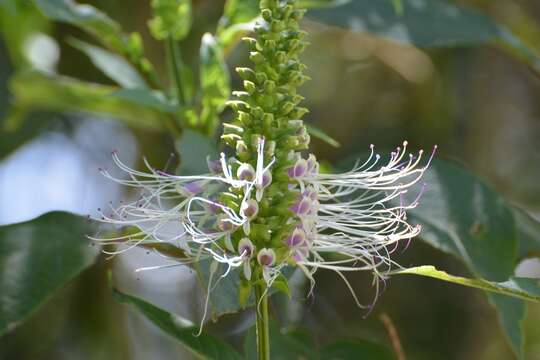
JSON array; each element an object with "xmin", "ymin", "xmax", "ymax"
[
  {"xmin": 320, "ymin": 339, "xmax": 394, "ymax": 360},
  {"xmin": 308, "ymin": 0, "xmax": 540, "ymax": 74},
  {"xmin": 409, "ymin": 160, "xmax": 516, "ymax": 280},
  {"xmin": 393, "ymin": 266, "xmax": 540, "ymax": 302},
  {"xmin": 403, "ymin": 159, "xmax": 524, "ymax": 356},
  {"xmin": 10, "ymin": 71, "xmax": 166, "ymax": 131},
  {"xmin": 513, "ymin": 206, "xmax": 540, "ymax": 259},
  {"xmin": 148, "ymin": 0, "xmax": 192, "ymax": 41},
  {"xmin": 0, "ymin": 212, "xmax": 99, "ymax": 336},
  {"xmin": 112, "ymin": 287, "xmax": 242, "ymax": 360},
  {"xmin": 68, "ymin": 38, "xmax": 146, "ymax": 89}
]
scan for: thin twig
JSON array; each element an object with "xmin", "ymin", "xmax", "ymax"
[{"xmin": 380, "ymin": 312, "xmax": 406, "ymax": 360}]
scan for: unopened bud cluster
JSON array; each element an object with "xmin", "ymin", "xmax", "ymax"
[{"xmin": 217, "ymin": 0, "xmax": 315, "ymax": 283}]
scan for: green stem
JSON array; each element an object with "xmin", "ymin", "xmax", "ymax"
[
  {"xmin": 166, "ymin": 37, "xmax": 186, "ymax": 106},
  {"xmin": 254, "ymin": 284, "xmax": 270, "ymax": 360}
]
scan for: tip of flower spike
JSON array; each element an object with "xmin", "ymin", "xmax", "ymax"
[
  {"xmin": 403, "ymin": 140, "xmax": 408, "ymax": 146},
  {"xmin": 111, "ymin": 149, "xmax": 119, "ymax": 155}
]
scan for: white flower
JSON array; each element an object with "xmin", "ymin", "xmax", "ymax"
[
  {"xmin": 280, "ymin": 142, "xmax": 436, "ymax": 307},
  {"xmin": 93, "ymin": 138, "xmax": 275, "ymax": 274}
]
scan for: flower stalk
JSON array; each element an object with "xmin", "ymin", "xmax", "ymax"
[{"xmin": 255, "ymin": 283, "xmax": 271, "ymax": 360}]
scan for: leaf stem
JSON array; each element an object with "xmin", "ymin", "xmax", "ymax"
[
  {"xmin": 166, "ymin": 37, "xmax": 186, "ymax": 106},
  {"xmin": 254, "ymin": 284, "xmax": 270, "ymax": 360}
]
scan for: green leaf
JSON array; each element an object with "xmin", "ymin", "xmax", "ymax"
[
  {"xmin": 409, "ymin": 159, "xmax": 516, "ymax": 280},
  {"xmin": 148, "ymin": 0, "xmax": 192, "ymax": 41},
  {"xmin": 112, "ymin": 287, "xmax": 242, "ymax": 360},
  {"xmin": 393, "ymin": 266, "xmax": 540, "ymax": 303},
  {"xmin": 68, "ymin": 38, "xmax": 146, "ymax": 89},
  {"xmin": 199, "ymin": 33, "xmax": 231, "ymax": 133},
  {"xmin": 32, "ymin": 0, "xmax": 159, "ymax": 86},
  {"xmin": 111, "ymin": 88, "xmax": 178, "ymax": 113},
  {"xmin": 9, "ymin": 71, "xmax": 166, "ymax": 131},
  {"xmin": 306, "ymin": 123, "xmax": 340, "ymax": 148},
  {"xmin": 33, "ymin": 0, "xmax": 125, "ymax": 52},
  {"xmin": 403, "ymin": 159, "xmax": 524, "ymax": 356},
  {"xmin": 512, "ymin": 206, "xmax": 540, "ymax": 259},
  {"xmin": 0, "ymin": 212, "xmax": 99, "ymax": 336},
  {"xmin": 308, "ymin": 0, "xmax": 540, "ymax": 73},
  {"xmin": 320, "ymin": 339, "xmax": 394, "ymax": 360}
]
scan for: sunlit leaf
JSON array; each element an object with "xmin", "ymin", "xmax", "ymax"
[
  {"xmin": 0, "ymin": 212, "xmax": 99, "ymax": 336},
  {"xmin": 32, "ymin": 0, "xmax": 159, "ymax": 86},
  {"xmin": 10, "ymin": 71, "xmax": 166, "ymax": 131},
  {"xmin": 308, "ymin": 0, "xmax": 540, "ymax": 74},
  {"xmin": 393, "ymin": 266, "xmax": 540, "ymax": 302},
  {"xmin": 148, "ymin": 0, "xmax": 192, "ymax": 41},
  {"xmin": 33, "ymin": 0, "xmax": 125, "ymax": 52},
  {"xmin": 68, "ymin": 38, "xmax": 146, "ymax": 89},
  {"xmin": 113, "ymin": 287, "xmax": 242, "ymax": 360},
  {"xmin": 306, "ymin": 123, "xmax": 340, "ymax": 148}
]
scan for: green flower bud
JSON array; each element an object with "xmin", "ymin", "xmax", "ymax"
[
  {"xmin": 236, "ymin": 67, "xmax": 255, "ymax": 81},
  {"xmin": 249, "ymin": 51, "xmax": 265, "ymax": 64},
  {"xmin": 244, "ymin": 80, "xmax": 257, "ymax": 94}
]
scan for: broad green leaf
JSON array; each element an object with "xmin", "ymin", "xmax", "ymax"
[
  {"xmin": 112, "ymin": 287, "xmax": 242, "ymax": 360},
  {"xmin": 111, "ymin": 88, "xmax": 178, "ymax": 113},
  {"xmin": 68, "ymin": 38, "xmax": 146, "ymax": 89},
  {"xmin": 148, "ymin": 0, "xmax": 192, "ymax": 41},
  {"xmin": 320, "ymin": 339, "xmax": 394, "ymax": 360},
  {"xmin": 308, "ymin": 0, "xmax": 540, "ymax": 74},
  {"xmin": 0, "ymin": 212, "xmax": 99, "ymax": 336},
  {"xmin": 512, "ymin": 206, "xmax": 540, "ymax": 259},
  {"xmin": 9, "ymin": 71, "xmax": 166, "ymax": 131},
  {"xmin": 409, "ymin": 159, "xmax": 516, "ymax": 280},
  {"xmin": 306, "ymin": 123, "xmax": 340, "ymax": 148},
  {"xmin": 199, "ymin": 33, "xmax": 231, "ymax": 133},
  {"xmin": 403, "ymin": 159, "xmax": 524, "ymax": 356},
  {"xmin": 393, "ymin": 266, "xmax": 540, "ymax": 303},
  {"xmin": 243, "ymin": 322, "xmax": 318, "ymax": 360}
]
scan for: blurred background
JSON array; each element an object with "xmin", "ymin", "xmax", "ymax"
[{"xmin": 1, "ymin": 0, "xmax": 540, "ymax": 359}]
